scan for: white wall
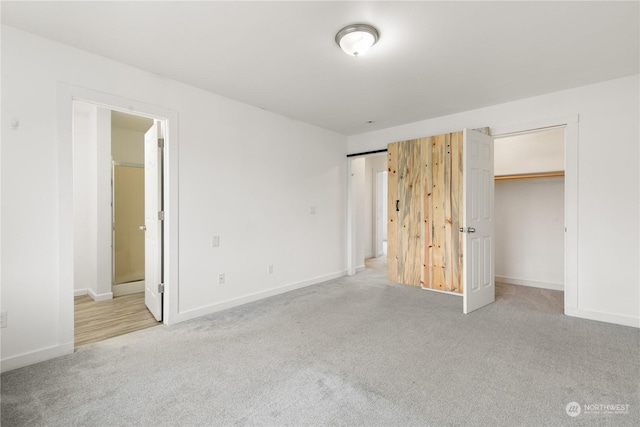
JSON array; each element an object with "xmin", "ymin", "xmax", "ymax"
[
  {"xmin": 495, "ymin": 177, "xmax": 565, "ymax": 290},
  {"xmin": 495, "ymin": 128, "xmax": 565, "ymax": 176},
  {"xmin": 349, "ymin": 74, "xmax": 640, "ymax": 328},
  {"xmin": 72, "ymin": 104, "xmax": 113, "ymax": 301},
  {"xmin": 72, "ymin": 104, "xmax": 115, "ymax": 301},
  {"xmin": 72, "ymin": 102, "xmax": 97, "ymax": 295},
  {"xmin": 112, "ymin": 126, "xmax": 144, "ymax": 164},
  {"xmin": 1, "ymin": 26, "xmax": 347, "ymax": 371}
]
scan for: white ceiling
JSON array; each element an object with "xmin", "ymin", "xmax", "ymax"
[{"xmin": 2, "ymin": 1, "xmax": 638, "ymax": 135}]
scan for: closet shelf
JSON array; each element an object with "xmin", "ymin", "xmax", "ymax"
[{"xmin": 494, "ymin": 171, "xmax": 564, "ymax": 181}]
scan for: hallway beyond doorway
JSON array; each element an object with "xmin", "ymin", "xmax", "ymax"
[{"xmin": 74, "ymin": 293, "xmax": 159, "ymax": 348}]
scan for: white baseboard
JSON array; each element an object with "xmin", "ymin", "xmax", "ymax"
[
  {"xmin": 112, "ymin": 281, "xmax": 144, "ymax": 297},
  {"xmin": 495, "ymin": 275, "xmax": 563, "ymax": 291},
  {"xmin": 88, "ymin": 289, "xmax": 113, "ymax": 301},
  {"xmin": 566, "ymin": 307, "xmax": 639, "ymax": 329},
  {"xmin": 1, "ymin": 342, "xmax": 74, "ymax": 373},
  {"xmin": 172, "ymin": 270, "xmax": 347, "ymax": 324},
  {"xmin": 74, "ymin": 289, "xmax": 88, "ymax": 296},
  {"xmin": 356, "ymin": 265, "xmax": 365, "ymax": 273}
]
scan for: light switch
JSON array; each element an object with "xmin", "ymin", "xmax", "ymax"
[{"xmin": 212, "ymin": 235, "xmax": 220, "ymax": 247}]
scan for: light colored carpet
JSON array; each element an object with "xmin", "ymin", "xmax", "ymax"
[{"xmin": 2, "ymin": 259, "xmax": 639, "ymax": 426}]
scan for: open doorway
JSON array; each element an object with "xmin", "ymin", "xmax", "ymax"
[
  {"xmin": 492, "ymin": 127, "xmax": 566, "ymax": 313},
  {"xmin": 72, "ymin": 102, "xmax": 163, "ymax": 347},
  {"xmin": 366, "ymin": 169, "xmax": 388, "ymax": 273},
  {"xmin": 375, "ymin": 170, "xmax": 388, "ymax": 258},
  {"xmin": 349, "ymin": 154, "xmax": 388, "ymax": 274},
  {"xmin": 111, "ymin": 111, "xmax": 153, "ymax": 297}
]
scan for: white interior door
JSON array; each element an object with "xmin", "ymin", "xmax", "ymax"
[
  {"xmin": 462, "ymin": 129, "xmax": 495, "ymax": 314},
  {"xmin": 144, "ymin": 121, "xmax": 163, "ymax": 321}
]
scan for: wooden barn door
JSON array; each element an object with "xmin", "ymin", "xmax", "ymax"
[
  {"xmin": 387, "ymin": 129, "xmax": 494, "ymax": 313},
  {"xmin": 388, "ymin": 132, "xmax": 464, "ymax": 293},
  {"xmin": 387, "ymin": 140, "xmax": 424, "ymax": 286},
  {"xmin": 423, "ymin": 132, "xmax": 464, "ymax": 293}
]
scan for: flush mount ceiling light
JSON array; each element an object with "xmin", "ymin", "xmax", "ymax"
[{"xmin": 335, "ymin": 23, "xmax": 379, "ymax": 57}]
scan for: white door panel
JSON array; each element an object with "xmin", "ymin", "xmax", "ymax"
[
  {"xmin": 144, "ymin": 121, "xmax": 162, "ymax": 321},
  {"xmin": 463, "ymin": 129, "xmax": 495, "ymax": 314}
]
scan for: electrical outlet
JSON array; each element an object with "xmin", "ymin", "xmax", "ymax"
[
  {"xmin": 268, "ymin": 264, "xmax": 274, "ymax": 274},
  {"xmin": 218, "ymin": 273, "xmax": 225, "ymax": 285},
  {"xmin": 309, "ymin": 206, "xmax": 316, "ymax": 215},
  {"xmin": 212, "ymin": 235, "xmax": 220, "ymax": 247},
  {"xmin": 0, "ymin": 311, "xmax": 7, "ymax": 328}
]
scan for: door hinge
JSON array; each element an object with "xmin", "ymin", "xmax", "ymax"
[
  {"xmin": 158, "ymin": 138, "xmax": 165, "ymax": 149},
  {"xmin": 158, "ymin": 283, "xmax": 164, "ymax": 293},
  {"xmin": 158, "ymin": 211, "xmax": 165, "ymax": 221}
]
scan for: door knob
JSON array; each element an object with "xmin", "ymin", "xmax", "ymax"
[
  {"xmin": 459, "ymin": 227, "xmax": 476, "ymax": 233},
  {"xmin": 139, "ymin": 225, "xmax": 146, "ymax": 231}
]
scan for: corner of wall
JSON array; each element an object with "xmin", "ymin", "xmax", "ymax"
[{"xmin": 88, "ymin": 289, "xmax": 113, "ymax": 302}]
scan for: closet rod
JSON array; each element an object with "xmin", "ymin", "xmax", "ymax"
[{"xmin": 495, "ymin": 171, "xmax": 565, "ymax": 181}]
